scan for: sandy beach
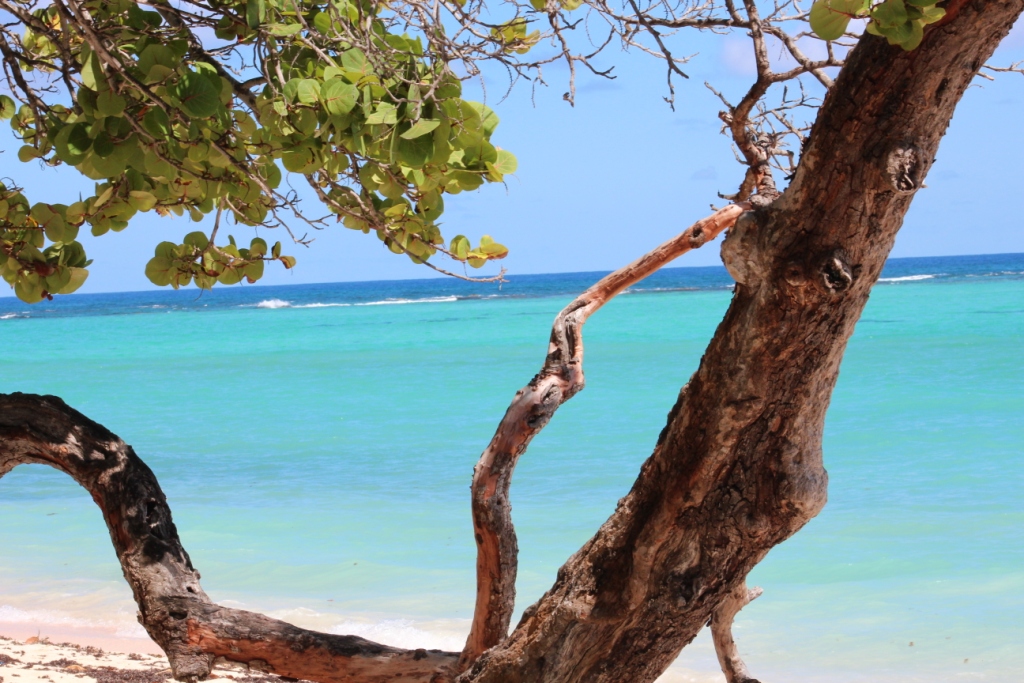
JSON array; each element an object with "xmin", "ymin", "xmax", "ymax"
[
  {"xmin": 0, "ymin": 628, "xmax": 725, "ymax": 683},
  {"xmin": 0, "ymin": 633, "xmax": 306, "ymax": 683}
]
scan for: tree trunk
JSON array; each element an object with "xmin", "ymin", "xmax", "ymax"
[{"xmin": 458, "ymin": 2, "xmax": 1023, "ymax": 681}]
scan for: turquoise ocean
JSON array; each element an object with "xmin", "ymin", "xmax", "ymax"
[{"xmin": 1, "ymin": 253, "xmax": 1022, "ymax": 682}]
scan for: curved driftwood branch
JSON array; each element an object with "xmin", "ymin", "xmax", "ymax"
[
  {"xmin": 0, "ymin": 393, "xmax": 456, "ymax": 683},
  {"xmin": 459, "ymin": 203, "xmax": 749, "ymax": 668},
  {"xmin": 710, "ymin": 580, "xmax": 763, "ymax": 683}
]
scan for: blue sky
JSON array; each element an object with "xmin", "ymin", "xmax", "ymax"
[{"xmin": 3, "ymin": 19, "xmax": 1023, "ymax": 294}]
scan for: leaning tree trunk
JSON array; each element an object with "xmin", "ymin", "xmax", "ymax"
[
  {"xmin": 457, "ymin": 2, "xmax": 1023, "ymax": 681},
  {"xmin": 1, "ymin": 3, "xmax": 1020, "ymax": 683}
]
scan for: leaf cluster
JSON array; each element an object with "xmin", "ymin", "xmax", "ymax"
[
  {"xmin": 0, "ymin": 0, "xmax": 521, "ymax": 301},
  {"xmin": 809, "ymin": 0, "xmax": 945, "ymax": 50}
]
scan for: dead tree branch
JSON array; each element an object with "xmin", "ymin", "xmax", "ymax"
[{"xmin": 459, "ymin": 202, "xmax": 748, "ymax": 669}]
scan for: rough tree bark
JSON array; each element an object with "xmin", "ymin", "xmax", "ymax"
[{"xmin": 1, "ymin": 3, "xmax": 1021, "ymax": 683}]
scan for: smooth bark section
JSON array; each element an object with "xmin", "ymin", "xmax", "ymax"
[
  {"xmin": 710, "ymin": 581, "xmax": 763, "ymax": 683},
  {"xmin": 459, "ymin": 204, "xmax": 748, "ymax": 668},
  {"xmin": 0, "ymin": 393, "xmax": 456, "ymax": 683},
  {"xmin": 460, "ymin": 3, "xmax": 1024, "ymax": 682}
]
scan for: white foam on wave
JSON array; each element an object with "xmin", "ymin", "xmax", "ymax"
[
  {"xmin": 254, "ymin": 296, "xmax": 458, "ymax": 309},
  {"xmin": 293, "ymin": 303, "xmax": 351, "ymax": 308},
  {"xmin": 256, "ymin": 298, "xmax": 293, "ymax": 309},
  {"xmin": 0, "ymin": 313, "xmax": 19, "ymax": 320},
  {"xmin": 0, "ymin": 604, "xmax": 150, "ymax": 638},
  {"xmin": 354, "ymin": 296, "xmax": 458, "ymax": 306},
  {"xmin": 329, "ymin": 618, "xmax": 465, "ymax": 651},
  {"xmin": 878, "ymin": 274, "xmax": 937, "ymax": 282}
]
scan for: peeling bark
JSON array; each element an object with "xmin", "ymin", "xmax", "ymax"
[{"xmin": 0, "ymin": 394, "xmax": 456, "ymax": 683}]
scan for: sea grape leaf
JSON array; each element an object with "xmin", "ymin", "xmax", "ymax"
[
  {"xmin": 809, "ymin": 0, "xmax": 855, "ymax": 40},
  {"xmin": 174, "ymin": 71, "xmax": 221, "ymax": 117},
  {"xmin": 401, "ymin": 119, "xmax": 441, "ymax": 139},
  {"xmin": 321, "ymin": 79, "xmax": 358, "ymax": 115}
]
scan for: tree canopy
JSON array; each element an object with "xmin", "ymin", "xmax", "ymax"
[{"xmin": 0, "ymin": 0, "xmax": 964, "ymax": 304}]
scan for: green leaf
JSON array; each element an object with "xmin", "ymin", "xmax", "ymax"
[
  {"xmin": 145, "ymin": 256, "xmax": 173, "ymax": 286},
  {"xmin": 45, "ymin": 267, "xmax": 72, "ymax": 294},
  {"xmin": 81, "ymin": 52, "xmax": 105, "ymax": 91},
  {"xmin": 249, "ymin": 238, "xmax": 268, "ymax": 257},
  {"xmin": 184, "ymin": 231, "xmax": 209, "ymax": 249},
  {"xmin": 918, "ymin": 5, "xmax": 945, "ymax": 23},
  {"xmin": 137, "ymin": 45, "xmax": 176, "ymax": 84},
  {"xmin": 450, "ymin": 235, "xmax": 470, "ymax": 259},
  {"xmin": 898, "ymin": 19, "xmax": 925, "ymax": 49},
  {"xmin": 0, "ymin": 95, "xmax": 15, "ymax": 120},
  {"xmin": 31, "ymin": 203, "xmax": 66, "ymax": 242},
  {"xmin": 398, "ymin": 134, "xmax": 434, "ymax": 168},
  {"xmin": 15, "ymin": 278, "xmax": 45, "ymax": 303},
  {"xmin": 62, "ymin": 267, "xmax": 88, "ymax": 293},
  {"xmin": 486, "ymin": 149, "xmax": 518, "ymax": 181},
  {"xmin": 872, "ymin": 0, "xmax": 908, "ymax": 27},
  {"xmin": 218, "ymin": 266, "xmax": 244, "ymax": 285},
  {"xmin": 92, "ymin": 131, "xmax": 115, "ymax": 158},
  {"xmin": 341, "ymin": 49, "xmax": 369, "ymax": 75},
  {"xmin": 142, "ymin": 107, "xmax": 171, "ymax": 138},
  {"xmin": 400, "ymin": 119, "xmax": 441, "ymax": 139},
  {"xmin": 875, "ymin": 17, "xmax": 915, "ymax": 43},
  {"xmin": 809, "ymin": 0, "xmax": 855, "ymax": 40},
  {"xmin": 18, "ymin": 145, "xmax": 40, "ymax": 162},
  {"xmin": 96, "ymin": 89, "xmax": 127, "ymax": 117},
  {"xmin": 313, "ymin": 11, "xmax": 333, "ymax": 34},
  {"xmin": 244, "ymin": 259, "xmax": 265, "ymax": 282},
  {"xmin": 477, "ymin": 235, "xmax": 508, "ymax": 259},
  {"xmin": 280, "ymin": 255, "xmax": 297, "ymax": 268},
  {"xmin": 321, "ymin": 79, "xmax": 359, "ymax": 115},
  {"xmin": 366, "ymin": 103, "xmax": 399, "ymax": 125},
  {"xmin": 281, "ymin": 148, "xmax": 318, "ymax": 173},
  {"xmin": 174, "ymin": 71, "xmax": 222, "ymax": 118},
  {"xmin": 246, "ymin": 0, "xmax": 266, "ymax": 28},
  {"xmin": 267, "ymin": 23, "xmax": 302, "ymax": 36},
  {"xmin": 297, "ymin": 79, "xmax": 321, "ymax": 105},
  {"xmin": 128, "ymin": 190, "xmax": 157, "ymax": 212},
  {"xmin": 468, "ymin": 102, "xmax": 500, "ymax": 138},
  {"xmin": 52, "ymin": 124, "xmax": 86, "ymax": 164}
]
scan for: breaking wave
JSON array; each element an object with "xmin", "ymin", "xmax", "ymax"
[
  {"xmin": 254, "ymin": 296, "xmax": 458, "ymax": 309},
  {"xmin": 878, "ymin": 274, "xmax": 938, "ymax": 283}
]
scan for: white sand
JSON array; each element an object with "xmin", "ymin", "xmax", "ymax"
[
  {"xmin": 0, "ymin": 630, "xmax": 725, "ymax": 683},
  {"xmin": 0, "ymin": 634, "xmax": 167, "ymax": 683},
  {"xmin": 0, "ymin": 634, "xmax": 288, "ymax": 683}
]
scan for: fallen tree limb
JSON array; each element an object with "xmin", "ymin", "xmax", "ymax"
[
  {"xmin": 0, "ymin": 393, "xmax": 457, "ymax": 683},
  {"xmin": 459, "ymin": 203, "xmax": 749, "ymax": 668}
]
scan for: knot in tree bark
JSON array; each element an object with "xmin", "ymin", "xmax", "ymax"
[
  {"xmin": 820, "ymin": 251, "xmax": 854, "ymax": 295},
  {"xmin": 886, "ymin": 143, "xmax": 925, "ymax": 193}
]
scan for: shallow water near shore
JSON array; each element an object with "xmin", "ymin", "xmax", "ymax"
[{"xmin": 2, "ymin": 253, "xmax": 1023, "ymax": 681}]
